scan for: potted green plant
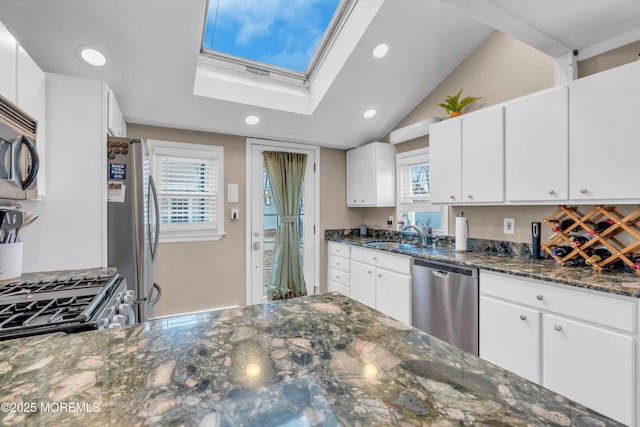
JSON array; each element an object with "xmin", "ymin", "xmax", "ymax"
[{"xmin": 436, "ymin": 88, "xmax": 481, "ymax": 118}]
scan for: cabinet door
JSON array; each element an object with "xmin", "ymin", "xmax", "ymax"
[
  {"xmin": 0, "ymin": 23, "xmax": 17, "ymax": 103},
  {"xmin": 479, "ymin": 296, "xmax": 540, "ymax": 383},
  {"xmin": 328, "ymin": 280, "xmax": 350, "ymax": 297},
  {"xmin": 462, "ymin": 106, "xmax": 504, "ymax": 203},
  {"xmin": 505, "ymin": 87, "xmax": 568, "ymax": 202},
  {"xmin": 543, "ymin": 315, "xmax": 633, "ymax": 426},
  {"xmin": 350, "ymin": 260, "xmax": 376, "ymax": 309},
  {"xmin": 429, "ymin": 117, "xmax": 462, "ymax": 203},
  {"xmin": 375, "ymin": 268, "xmax": 411, "ymax": 324},
  {"xmin": 107, "ymin": 89, "xmax": 124, "ymax": 137},
  {"xmin": 346, "ymin": 145, "xmax": 376, "ymax": 206},
  {"xmin": 570, "ymin": 61, "xmax": 640, "ymax": 200}
]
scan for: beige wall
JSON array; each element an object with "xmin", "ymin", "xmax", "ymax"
[
  {"xmin": 128, "ymin": 124, "xmax": 247, "ymax": 317},
  {"xmin": 578, "ymin": 40, "xmax": 640, "ymax": 77},
  {"xmin": 393, "ymin": 31, "xmax": 555, "ymax": 130},
  {"xmin": 318, "ymin": 148, "xmax": 365, "ymax": 292},
  {"xmin": 127, "ymin": 126, "xmax": 360, "ymax": 313}
]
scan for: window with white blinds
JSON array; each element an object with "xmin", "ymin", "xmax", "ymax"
[
  {"xmin": 396, "ymin": 148, "xmax": 448, "ymax": 234},
  {"xmin": 400, "ymin": 161, "xmax": 430, "ymax": 202},
  {"xmin": 148, "ymin": 140, "xmax": 224, "ymax": 242}
]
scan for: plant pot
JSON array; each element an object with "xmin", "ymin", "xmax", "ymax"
[{"xmin": 449, "ymin": 111, "xmax": 462, "ymax": 118}]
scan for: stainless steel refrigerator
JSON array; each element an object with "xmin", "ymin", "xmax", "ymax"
[{"xmin": 107, "ymin": 137, "xmax": 161, "ymax": 322}]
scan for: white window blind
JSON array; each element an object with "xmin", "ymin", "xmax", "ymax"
[
  {"xmin": 400, "ymin": 161, "xmax": 430, "ymax": 203},
  {"xmin": 149, "ymin": 140, "xmax": 224, "ymax": 242},
  {"xmin": 396, "ymin": 148, "xmax": 448, "ymax": 234}
]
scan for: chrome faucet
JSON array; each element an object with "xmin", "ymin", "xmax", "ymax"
[{"xmin": 401, "ymin": 224, "xmax": 430, "ymax": 247}]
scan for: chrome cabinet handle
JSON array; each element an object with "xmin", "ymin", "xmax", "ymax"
[
  {"xmin": 467, "ymin": 194, "xmax": 473, "ymax": 199},
  {"xmin": 554, "ymin": 325, "xmax": 562, "ymax": 331},
  {"xmin": 548, "ymin": 190, "xmax": 555, "ymax": 195},
  {"xmin": 450, "ymin": 195, "xmax": 455, "ymax": 200},
  {"xmin": 520, "ymin": 315, "xmax": 527, "ymax": 321},
  {"xmin": 536, "ymin": 295, "xmax": 544, "ymax": 301},
  {"xmin": 580, "ymin": 188, "xmax": 587, "ymax": 194},
  {"xmin": 378, "ymin": 274, "xmax": 382, "ymax": 278}
]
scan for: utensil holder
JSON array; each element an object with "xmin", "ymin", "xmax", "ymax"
[{"xmin": 0, "ymin": 241, "xmax": 23, "ymax": 284}]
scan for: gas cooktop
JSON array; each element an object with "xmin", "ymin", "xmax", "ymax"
[{"xmin": 0, "ymin": 273, "xmax": 125, "ymax": 341}]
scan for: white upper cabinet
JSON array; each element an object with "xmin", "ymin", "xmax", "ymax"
[
  {"xmin": 430, "ymin": 117, "xmax": 462, "ymax": 203},
  {"xmin": 505, "ymin": 86, "xmax": 568, "ymax": 202},
  {"xmin": 430, "ymin": 106, "xmax": 504, "ymax": 204},
  {"xmin": 346, "ymin": 142, "xmax": 395, "ymax": 207},
  {"xmin": 0, "ymin": 22, "xmax": 17, "ymax": 103},
  {"xmin": 107, "ymin": 89, "xmax": 126, "ymax": 137},
  {"xmin": 570, "ymin": 60, "xmax": 640, "ymax": 201},
  {"xmin": 462, "ymin": 106, "xmax": 504, "ymax": 203}
]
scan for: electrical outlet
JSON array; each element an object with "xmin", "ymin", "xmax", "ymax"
[
  {"xmin": 504, "ymin": 218, "xmax": 515, "ymax": 234},
  {"xmin": 387, "ymin": 216, "xmax": 393, "ymax": 226}
]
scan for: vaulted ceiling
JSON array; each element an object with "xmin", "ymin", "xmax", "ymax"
[{"xmin": 1, "ymin": 0, "xmax": 639, "ymax": 149}]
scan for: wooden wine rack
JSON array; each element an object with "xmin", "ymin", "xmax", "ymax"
[{"xmin": 542, "ymin": 205, "xmax": 640, "ymax": 275}]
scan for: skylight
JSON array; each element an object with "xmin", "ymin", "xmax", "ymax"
[{"xmin": 202, "ymin": 0, "xmax": 346, "ymax": 78}]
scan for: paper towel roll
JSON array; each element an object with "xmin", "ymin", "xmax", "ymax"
[{"xmin": 455, "ymin": 217, "xmax": 468, "ymax": 252}]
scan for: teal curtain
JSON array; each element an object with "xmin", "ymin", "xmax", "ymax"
[{"xmin": 264, "ymin": 151, "xmax": 308, "ymax": 300}]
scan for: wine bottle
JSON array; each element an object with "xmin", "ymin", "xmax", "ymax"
[
  {"xmin": 551, "ymin": 218, "xmax": 575, "ymax": 233},
  {"xmin": 588, "ymin": 219, "xmax": 615, "ymax": 236},
  {"xmin": 551, "ymin": 246, "xmax": 572, "ymax": 258},
  {"xmin": 569, "ymin": 234, "xmax": 592, "ymax": 248}
]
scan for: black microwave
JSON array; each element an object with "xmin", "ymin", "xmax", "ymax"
[{"xmin": 0, "ymin": 95, "xmax": 39, "ymax": 201}]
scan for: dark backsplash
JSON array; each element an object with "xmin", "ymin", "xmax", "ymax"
[{"xmin": 325, "ymin": 228, "xmax": 536, "ymax": 259}]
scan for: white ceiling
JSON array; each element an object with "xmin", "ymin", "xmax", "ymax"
[{"xmin": 1, "ymin": 0, "xmax": 639, "ymax": 149}]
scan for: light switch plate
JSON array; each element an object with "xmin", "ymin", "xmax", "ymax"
[
  {"xmin": 504, "ymin": 218, "xmax": 515, "ymax": 234},
  {"xmin": 227, "ymin": 183, "xmax": 238, "ymax": 203}
]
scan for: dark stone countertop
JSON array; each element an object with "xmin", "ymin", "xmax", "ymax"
[
  {"xmin": 0, "ymin": 293, "xmax": 623, "ymax": 426},
  {"xmin": 327, "ymin": 236, "xmax": 640, "ymax": 299}
]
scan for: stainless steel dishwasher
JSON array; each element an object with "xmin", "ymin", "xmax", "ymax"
[{"xmin": 411, "ymin": 258, "xmax": 479, "ymax": 355}]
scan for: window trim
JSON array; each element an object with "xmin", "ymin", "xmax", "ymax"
[
  {"xmin": 148, "ymin": 139, "xmax": 225, "ymax": 243},
  {"xmin": 396, "ymin": 148, "xmax": 449, "ymax": 235}
]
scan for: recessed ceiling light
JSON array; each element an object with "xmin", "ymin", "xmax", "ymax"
[
  {"xmin": 363, "ymin": 109, "xmax": 377, "ymax": 119},
  {"xmin": 372, "ymin": 43, "xmax": 389, "ymax": 59},
  {"xmin": 78, "ymin": 46, "xmax": 107, "ymax": 67},
  {"xmin": 245, "ymin": 115, "xmax": 260, "ymax": 125}
]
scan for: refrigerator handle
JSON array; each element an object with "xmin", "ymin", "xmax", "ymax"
[
  {"xmin": 150, "ymin": 282, "xmax": 162, "ymax": 306},
  {"xmin": 148, "ymin": 175, "xmax": 160, "ymax": 262}
]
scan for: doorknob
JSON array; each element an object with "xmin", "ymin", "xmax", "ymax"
[{"xmin": 253, "ymin": 241, "xmax": 261, "ymax": 250}]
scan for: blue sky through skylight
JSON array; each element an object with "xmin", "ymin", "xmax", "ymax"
[{"xmin": 203, "ymin": 0, "xmax": 341, "ymax": 73}]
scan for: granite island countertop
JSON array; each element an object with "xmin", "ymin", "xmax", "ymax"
[
  {"xmin": 328, "ymin": 236, "xmax": 640, "ymax": 299},
  {"xmin": 0, "ymin": 293, "xmax": 622, "ymax": 426}
]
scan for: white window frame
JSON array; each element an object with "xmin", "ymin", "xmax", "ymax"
[
  {"xmin": 396, "ymin": 148, "xmax": 448, "ymax": 234},
  {"xmin": 148, "ymin": 139, "xmax": 225, "ymax": 243}
]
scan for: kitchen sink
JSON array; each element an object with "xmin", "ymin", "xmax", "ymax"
[{"xmin": 368, "ymin": 241, "xmax": 419, "ymax": 251}]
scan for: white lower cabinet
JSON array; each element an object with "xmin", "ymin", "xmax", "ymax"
[
  {"xmin": 327, "ymin": 242, "xmax": 351, "ymax": 297},
  {"xmin": 350, "ymin": 246, "xmax": 411, "ymax": 324},
  {"xmin": 351, "ymin": 261, "xmax": 376, "ymax": 308},
  {"xmin": 480, "ymin": 296, "xmax": 540, "ymax": 383},
  {"xmin": 543, "ymin": 314, "xmax": 634, "ymax": 425},
  {"xmin": 480, "ymin": 271, "xmax": 637, "ymax": 426}
]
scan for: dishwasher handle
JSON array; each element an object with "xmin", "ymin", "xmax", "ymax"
[{"xmin": 432, "ymin": 270, "xmax": 450, "ymax": 278}]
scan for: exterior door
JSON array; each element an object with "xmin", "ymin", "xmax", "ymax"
[{"xmin": 248, "ymin": 140, "xmax": 318, "ymax": 305}]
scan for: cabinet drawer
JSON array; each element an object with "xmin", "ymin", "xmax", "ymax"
[
  {"xmin": 328, "ymin": 267, "xmax": 350, "ymax": 286},
  {"xmin": 351, "ymin": 247, "xmax": 410, "ymax": 274},
  {"xmin": 328, "ymin": 280, "xmax": 350, "ymax": 297},
  {"xmin": 328, "ymin": 254, "xmax": 350, "ymax": 273},
  {"xmin": 328, "ymin": 242, "xmax": 350, "ymax": 258},
  {"xmin": 481, "ymin": 271, "xmax": 636, "ymax": 332}
]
